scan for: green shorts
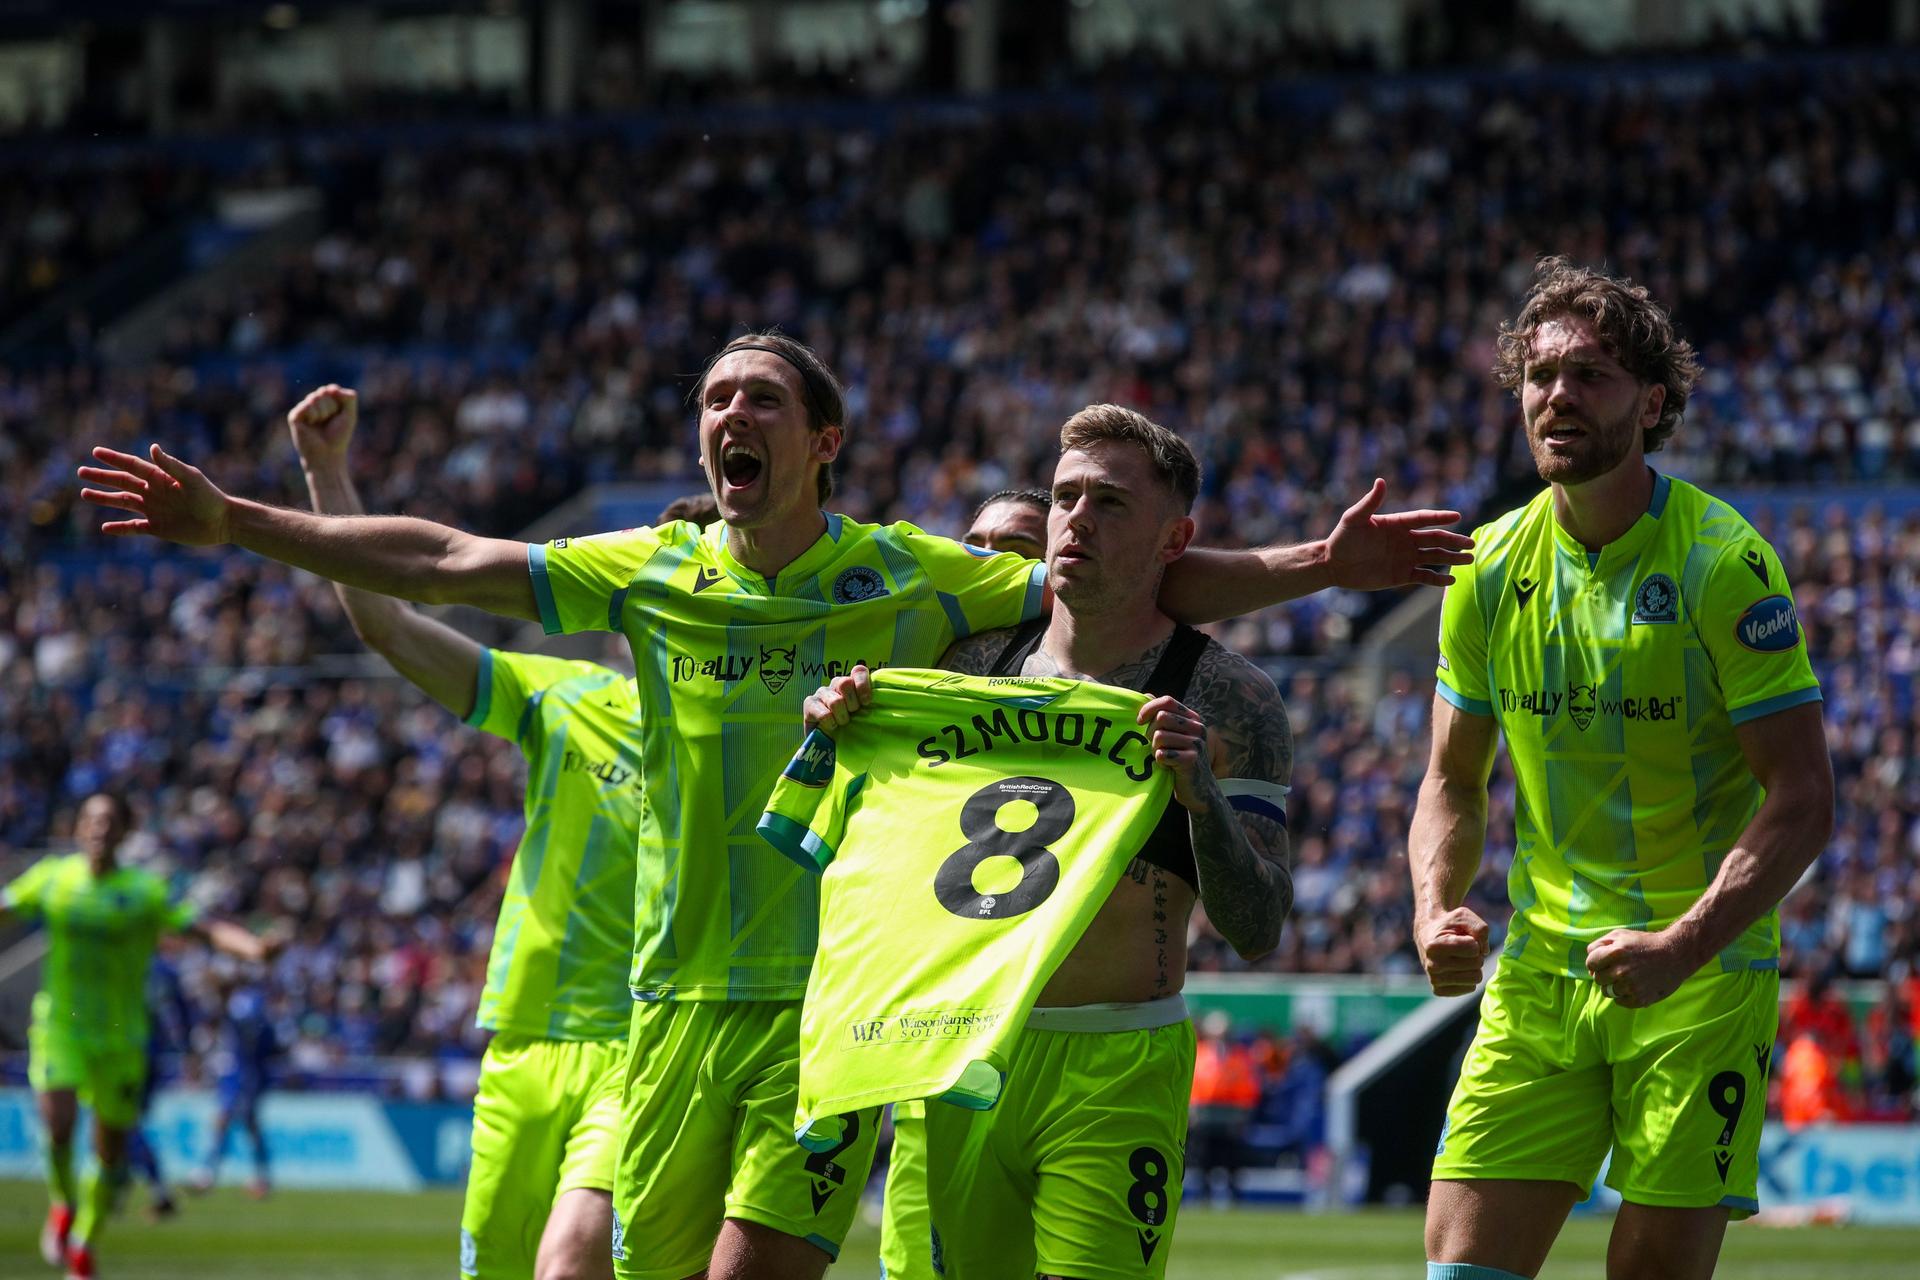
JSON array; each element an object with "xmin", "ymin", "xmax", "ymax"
[
  {"xmin": 920, "ymin": 999, "xmax": 1195, "ymax": 1280},
  {"xmin": 29, "ymin": 1022, "xmax": 144, "ymax": 1130},
  {"xmin": 611, "ymin": 998, "xmax": 880, "ymax": 1280},
  {"xmin": 1432, "ymin": 960, "xmax": 1778, "ymax": 1217},
  {"xmin": 460, "ymin": 1032, "xmax": 625, "ymax": 1279},
  {"xmin": 881, "ymin": 1100, "xmax": 931, "ymax": 1280}
]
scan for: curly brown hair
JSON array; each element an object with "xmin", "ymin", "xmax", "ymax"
[{"xmin": 1493, "ymin": 256, "xmax": 1702, "ymax": 454}]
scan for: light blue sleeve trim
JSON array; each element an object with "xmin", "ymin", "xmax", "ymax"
[
  {"xmin": 937, "ymin": 589, "xmax": 970, "ymax": 640},
  {"xmin": 528, "ymin": 543, "xmax": 562, "ymax": 636},
  {"xmin": 1022, "ymin": 560, "xmax": 1046, "ymax": 621},
  {"xmin": 755, "ymin": 812, "xmax": 833, "ymax": 873},
  {"xmin": 463, "ymin": 649, "xmax": 495, "ymax": 728},
  {"xmin": 1436, "ymin": 680, "xmax": 1493, "ymax": 717},
  {"xmin": 1727, "ymin": 685, "xmax": 1822, "ymax": 725},
  {"xmin": 1718, "ymin": 1194, "xmax": 1760, "ymax": 1214}
]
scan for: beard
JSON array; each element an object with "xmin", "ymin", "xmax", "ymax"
[{"xmin": 1527, "ymin": 402, "xmax": 1641, "ymax": 486}]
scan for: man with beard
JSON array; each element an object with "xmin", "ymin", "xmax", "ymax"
[{"xmin": 1411, "ymin": 258, "xmax": 1833, "ymax": 1280}]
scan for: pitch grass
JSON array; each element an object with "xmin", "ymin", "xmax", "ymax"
[{"xmin": 1, "ymin": 1181, "xmax": 1914, "ymax": 1278}]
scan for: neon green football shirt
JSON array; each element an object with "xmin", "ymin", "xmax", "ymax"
[
  {"xmin": 2, "ymin": 853, "xmax": 198, "ymax": 1051},
  {"xmin": 1436, "ymin": 472, "xmax": 1822, "ymax": 978},
  {"xmin": 757, "ymin": 669, "xmax": 1173, "ymax": 1136},
  {"xmin": 530, "ymin": 515, "xmax": 1047, "ymax": 1001},
  {"xmin": 466, "ymin": 649, "xmax": 643, "ymax": 1040}
]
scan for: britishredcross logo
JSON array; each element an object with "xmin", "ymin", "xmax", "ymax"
[
  {"xmin": 1736, "ymin": 595, "xmax": 1800, "ymax": 653},
  {"xmin": 831, "ymin": 565, "xmax": 888, "ymax": 604}
]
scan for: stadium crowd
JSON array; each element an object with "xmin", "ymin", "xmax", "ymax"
[{"xmin": 1, "ymin": 56, "xmax": 1917, "ymax": 1110}]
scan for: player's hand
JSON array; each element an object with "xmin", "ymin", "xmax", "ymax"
[
  {"xmin": 1415, "ymin": 907, "xmax": 1489, "ymax": 996},
  {"xmin": 288, "ymin": 384, "xmax": 358, "ymax": 468},
  {"xmin": 1585, "ymin": 928, "xmax": 1696, "ymax": 1009},
  {"xmin": 1141, "ymin": 694, "xmax": 1217, "ymax": 812},
  {"xmin": 802, "ymin": 664, "xmax": 873, "ymax": 735},
  {"xmin": 1324, "ymin": 478, "xmax": 1474, "ymax": 590},
  {"xmin": 77, "ymin": 444, "xmax": 233, "ymax": 546}
]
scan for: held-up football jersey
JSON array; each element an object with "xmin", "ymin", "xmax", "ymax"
[
  {"xmin": 466, "ymin": 649, "xmax": 643, "ymax": 1041},
  {"xmin": 2, "ymin": 853, "xmax": 198, "ymax": 1052},
  {"xmin": 756, "ymin": 669, "xmax": 1174, "ymax": 1138},
  {"xmin": 530, "ymin": 516, "xmax": 1046, "ymax": 1001},
  {"xmin": 1435, "ymin": 472, "xmax": 1821, "ymax": 978}
]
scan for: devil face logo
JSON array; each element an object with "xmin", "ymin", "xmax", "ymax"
[
  {"xmin": 759, "ymin": 645, "xmax": 796, "ymax": 694},
  {"xmin": 1568, "ymin": 682, "xmax": 1597, "ymax": 731}
]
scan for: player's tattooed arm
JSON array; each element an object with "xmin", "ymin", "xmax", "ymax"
[
  {"xmin": 939, "ymin": 628, "xmax": 1017, "ymax": 675},
  {"xmin": 1177, "ymin": 644, "xmax": 1294, "ymax": 960}
]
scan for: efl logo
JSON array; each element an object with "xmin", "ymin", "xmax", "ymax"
[{"xmin": 1736, "ymin": 595, "xmax": 1800, "ymax": 653}]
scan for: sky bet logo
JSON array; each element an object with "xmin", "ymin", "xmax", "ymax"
[{"xmin": 1498, "ymin": 683, "xmax": 1682, "ymax": 729}]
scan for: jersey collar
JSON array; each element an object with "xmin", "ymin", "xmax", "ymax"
[
  {"xmin": 706, "ymin": 511, "xmax": 846, "ymax": 595},
  {"xmin": 1549, "ymin": 469, "xmax": 1671, "ymax": 573}
]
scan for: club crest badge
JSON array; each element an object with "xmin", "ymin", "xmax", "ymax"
[
  {"xmin": 832, "ymin": 566, "xmax": 888, "ymax": 604},
  {"xmin": 1632, "ymin": 572, "xmax": 1679, "ymax": 624}
]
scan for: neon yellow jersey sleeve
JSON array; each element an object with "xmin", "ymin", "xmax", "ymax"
[
  {"xmin": 0, "ymin": 855, "xmax": 60, "ymax": 919},
  {"xmin": 1435, "ymin": 549, "xmax": 1492, "ymax": 716},
  {"xmin": 759, "ymin": 730, "xmax": 859, "ymax": 873},
  {"xmin": 885, "ymin": 523, "xmax": 1046, "ymax": 639},
  {"xmin": 1695, "ymin": 535, "xmax": 1821, "ymax": 725},
  {"xmin": 529, "ymin": 525, "xmax": 674, "ymax": 636}
]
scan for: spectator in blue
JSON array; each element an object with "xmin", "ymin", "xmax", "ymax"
[{"xmin": 190, "ymin": 971, "xmax": 279, "ymax": 1198}]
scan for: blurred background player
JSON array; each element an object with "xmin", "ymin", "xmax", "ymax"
[
  {"xmin": 124, "ymin": 953, "xmax": 193, "ymax": 1221},
  {"xmin": 286, "ymin": 384, "xmax": 655, "ymax": 1280},
  {"xmin": 962, "ymin": 489, "xmax": 1050, "ymax": 560},
  {"xmin": 0, "ymin": 793, "xmax": 277, "ymax": 1280},
  {"xmin": 189, "ymin": 970, "xmax": 279, "ymax": 1200},
  {"xmin": 1412, "ymin": 259, "xmax": 1835, "ymax": 1280}
]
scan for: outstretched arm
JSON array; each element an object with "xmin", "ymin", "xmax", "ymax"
[
  {"xmin": 1156, "ymin": 479, "xmax": 1473, "ymax": 624},
  {"xmin": 290, "ymin": 386, "xmax": 481, "ymax": 716},
  {"xmin": 78, "ymin": 441, "xmax": 537, "ymax": 621},
  {"xmin": 190, "ymin": 918, "xmax": 280, "ymax": 966}
]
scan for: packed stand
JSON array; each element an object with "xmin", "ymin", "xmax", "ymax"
[{"xmin": 2, "ymin": 59, "xmax": 1919, "ymax": 1076}]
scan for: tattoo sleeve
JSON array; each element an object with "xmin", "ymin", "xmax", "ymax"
[
  {"xmin": 939, "ymin": 628, "xmax": 1016, "ymax": 675},
  {"xmin": 1184, "ymin": 645, "xmax": 1295, "ymax": 959}
]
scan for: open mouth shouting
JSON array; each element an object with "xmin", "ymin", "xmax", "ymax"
[{"xmin": 719, "ymin": 441, "xmax": 765, "ymax": 497}]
